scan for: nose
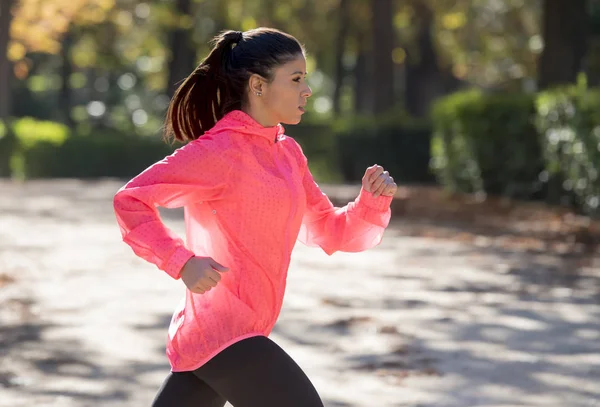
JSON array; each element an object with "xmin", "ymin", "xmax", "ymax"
[{"xmin": 302, "ymin": 84, "xmax": 312, "ymax": 98}]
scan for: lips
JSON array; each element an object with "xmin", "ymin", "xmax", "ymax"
[{"xmin": 298, "ymin": 106, "xmax": 305, "ymax": 113}]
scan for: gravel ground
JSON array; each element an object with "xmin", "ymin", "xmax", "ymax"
[{"xmin": 1, "ymin": 179, "xmax": 599, "ymax": 407}]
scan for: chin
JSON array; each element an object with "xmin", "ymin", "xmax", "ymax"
[{"xmin": 281, "ymin": 115, "xmax": 302, "ymax": 125}]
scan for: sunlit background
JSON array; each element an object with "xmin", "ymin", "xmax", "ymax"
[
  {"xmin": 1, "ymin": 0, "xmax": 600, "ymax": 207},
  {"xmin": 0, "ymin": 0, "xmax": 600, "ymax": 212}
]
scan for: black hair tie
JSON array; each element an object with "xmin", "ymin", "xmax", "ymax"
[{"xmin": 234, "ymin": 31, "xmax": 243, "ymax": 44}]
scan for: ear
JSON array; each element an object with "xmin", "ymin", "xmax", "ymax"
[{"xmin": 248, "ymin": 73, "xmax": 266, "ymax": 95}]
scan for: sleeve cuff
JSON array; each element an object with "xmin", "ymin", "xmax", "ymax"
[
  {"xmin": 355, "ymin": 186, "xmax": 394, "ymax": 212},
  {"xmin": 164, "ymin": 246, "xmax": 196, "ymax": 280}
]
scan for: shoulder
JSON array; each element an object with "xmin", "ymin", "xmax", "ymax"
[
  {"xmin": 183, "ymin": 132, "xmax": 241, "ymax": 162},
  {"xmin": 277, "ymin": 136, "xmax": 308, "ymax": 178},
  {"xmin": 160, "ymin": 134, "xmax": 240, "ymax": 178},
  {"xmin": 279, "ymin": 135, "xmax": 306, "ymax": 161}
]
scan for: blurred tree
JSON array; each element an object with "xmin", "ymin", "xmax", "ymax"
[
  {"xmin": 538, "ymin": 0, "xmax": 589, "ymax": 89},
  {"xmin": 420, "ymin": 0, "xmax": 541, "ymax": 90},
  {"xmin": 60, "ymin": 29, "xmax": 74, "ymax": 126},
  {"xmin": 405, "ymin": 0, "xmax": 443, "ymax": 117},
  {"xmin": 371, "ymin": 0, "xmax": 395, "ymax": 114},
  {"xmin": 353, "ymin": 46, "xmax": 371, "ymax": 114},
  {"xmin": 332, "ymin": 0, "xmax": 349, "ymax": 116},
  {"xmin": 0, "ymin": 0, "xmax": 15, "ymax": 120},
  {"xmin": 585, "ymin": 0, "xmax": 600, "ymax": 85},
  {"xmin": 166, "ymin": 0, "xmax": 196, "ymax": 98},
  {"xmin": 8, "ymin": 0, "xmax": 118, "ymax": 124},
  {"xmin": 346, "ymin": 0, "xmax": 373, "ymax": 114},
  {"xmin": 10, "ymin": 0, "xmax": 115, "ymax": 70},
  {"xmin": 10, "ymin": 0, "xmax": 592, "ymax": 131}
]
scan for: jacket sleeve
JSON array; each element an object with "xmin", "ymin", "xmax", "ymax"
[
  {"xmin": 113, "ymin": 138, "xmax": 236, "ymax": 279},
  {"xmin": 293, "ymin": 140, "xmax": 393, "ymax": 255}
]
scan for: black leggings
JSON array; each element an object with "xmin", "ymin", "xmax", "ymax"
[{"xmin": 151, "ymin": 336, "xmax": 324, "ymax": 407}]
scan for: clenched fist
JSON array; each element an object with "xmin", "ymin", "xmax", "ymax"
[
  {"xmin": 180, "ymin": 256, "xmax": 229, "ymax": 294},
  {"xmin": 362, "ymin": 164, "xmax": 397, "ymax": 197}
]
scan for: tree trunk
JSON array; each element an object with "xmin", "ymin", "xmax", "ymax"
[
  {"xmin": 587, "ymin": 0, "xmax": 600, "ymax": 86},
  {"xmin": 332, "ymin": 0, "xmax": 350, "ymax": 116},
  {"xmin": 167, "ymin": 0, "xmax": 197, "ymax": 98},
  {"xmin": 586, "ymin": 39, "xmax": 600, "ymax": 86},
  {"xmin": 405, "ymin": 1, "xmax": 443, "ymax": 117},
  {"xmin": 371, "ymin": 0, "xmax": 395, "ymax": 115},
  {"xmin": 60, "ymin": 29, "xmax": 74, "ymax": 127},
  {"xmin": 0, "ymin": 0, "xmax": 14, "ymax": 120},
  {"xmin": 538, "ymin": 0, "xmax": 589, "ymax": 89},
  {"xmin": 353, "ymin": 46, "xmax": 371, "ymax": 114}
]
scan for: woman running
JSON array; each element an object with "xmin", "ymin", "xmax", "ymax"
[{"xmin": 113, "ymin": 27, "xmax": 397, "ymax": 407}]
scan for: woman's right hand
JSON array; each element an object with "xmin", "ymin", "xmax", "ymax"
[{"xmin": 180, "ymin": 256, "xmax": 229, "ymax": 294}]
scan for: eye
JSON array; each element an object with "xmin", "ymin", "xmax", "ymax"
[{"xmin": 293, "ymin": 77, "xmax": 302, "ymax": 83}]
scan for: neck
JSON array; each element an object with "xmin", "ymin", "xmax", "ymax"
[{"xmin": 242, "ymin": 105, "xmax": 278, "ymax": 128}]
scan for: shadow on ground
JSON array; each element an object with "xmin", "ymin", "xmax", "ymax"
[{"xmin": 0, "ymin": 295, "xmax": 170, "ymax": 404}]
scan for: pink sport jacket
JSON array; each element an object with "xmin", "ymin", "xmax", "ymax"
[{"xmin": 113, "ymin": 110, "xmax": 393, "ymax": 372}]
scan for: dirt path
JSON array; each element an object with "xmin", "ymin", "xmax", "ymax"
[{"xmin": 1, "ymin": 179, "xmax": 599, "ymax": 407}]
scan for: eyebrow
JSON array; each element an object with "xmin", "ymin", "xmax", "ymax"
[{"xmin": 290, "ymin": 71, "xmax": 308, "ymax": 75}]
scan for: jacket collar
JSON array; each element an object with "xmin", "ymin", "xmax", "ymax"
[{"xmin": 214, "ymin": 110, "xmax": 285, "ymax": 145}]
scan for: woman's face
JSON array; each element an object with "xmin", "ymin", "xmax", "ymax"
[{"xmin": 258, "ymin": 54, "xmax": 312, "ymax": 125}]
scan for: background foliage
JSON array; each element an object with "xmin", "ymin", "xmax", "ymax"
[{"xmin": 2, "ymin": 0, "xmax": 600, "ymax": 215}]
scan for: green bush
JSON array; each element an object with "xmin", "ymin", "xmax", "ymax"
[
  {"xmin": 13, "ymin": 117, "xmax": 70, "ymax": 148},
  {"xmin": 19, "ymin": 132, "xmax": 175, "ymax": 179},
  {"xmin": 0, "ymin": 120, "xmax": 17, "ymax": 177},
  {"xmin": 535, "ymin": 81, "xmax": 600, "ymax": 215},
  {"xmin": 4, "ymin": 112, "xmax": 432, "ymax": 184},
  {"xmin": 3, "ymin": 118, "xmax": 70, "ymax": 178},
  {"xmin": 431, "ymin": 89, "xmax": 545, "ymax": 199},
  {"xmin": 2, "ymin": 117, "xmax": 175, "ymax": 179},
  {"xmin": 334, "ymin": 111, "xmax": 434, "ymax": 184}
]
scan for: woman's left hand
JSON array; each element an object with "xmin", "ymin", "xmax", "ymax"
[{"xmin": 362, "ymin": 164, "xmax": 397, "ymax": 197}]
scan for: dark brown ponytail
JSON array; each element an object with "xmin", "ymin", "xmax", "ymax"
[{"xmin": 163, "ymin": 28, "xmax": 305, "ymax": 144}]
